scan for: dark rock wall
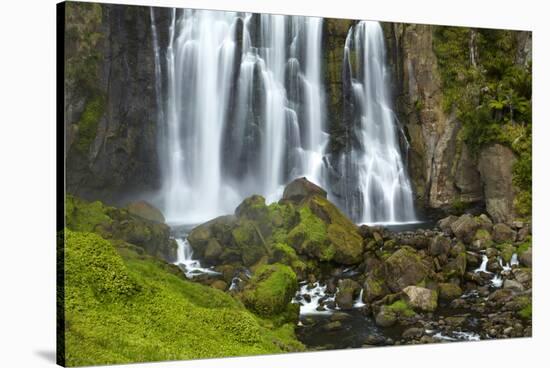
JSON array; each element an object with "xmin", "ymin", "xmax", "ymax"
[{"xmin": 65, "ymin": 3, "xmax": 170, "ymax": 204}]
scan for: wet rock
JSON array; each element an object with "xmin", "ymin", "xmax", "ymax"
[
  {"xmin": 282, "ymin": 177, "xmax": 327, "ymax": 203},
  {"xmin": 451, "ymin": 214, "xmax": 480, "ymax": 244},
  {"xmin": 322, "ymin": 321, "xmax": 343, "ymax": 331},
  {"xmin": 402, "ymin": 327, "xmax": 424, "ymax": 339},
  {"xmin": 429, "ymin": 235, "xmax": 451, "ymax": 256},
  {"xmin": 512, "ymin": 268, "xmax": 532, "ymax": 285},
  {"xmin": 478, "ymin": 214, "xmax": 494, "ymax": 231},
  {"xmin": 503, "ymin": 279, "xmax": 524, "ymax": 292},
  {"xmin": 375, "ymin": 306, "xmax": 397, "ymax": 327},
  {"xmin": 437, "ymin": 215, "xmax": 458, "ymax": 235},
  {"xmin": 385, "ymin": 247, "xmax": 430, "ymax": 292},
  {"xmin": 492, "ymin": 223, "xmax": 517, "ymax": 243},
  {"xmin": 330, "ymin": 312, "xmax": 351, "ymax": 322},
  {"xmin": 519, "ymin": 248, "xmax": 532, "ymax": 268},
  {"xmin": 517, "ymin": 225, "xmax": 531, "ymax": 242},
  {"xmin": 402, "ymin": 286, "xmax": 438, "ymax": 312},
  {"xmin": 364, "ymin": 334, "xmax": 387, "ymax": 346},
  {"xmin": 203, "ymin": 238, "xmax": 223, "ymax": 263},
  {"xmin": 363, "ymin": 274, "xmax": 390, "ymax": 303},
  {"xmin": 126, "ymin": 200, "xmax": 165, "ymax": 223},
  {"xmin": 335, "ymin": 279, "xmax": 361, "ymax": 310},
  {"xmin": 487, "ymin": 288, "xmax": 515, "ymax": 304},
  {"xmin": 444, "ymin": 316, "xmax": 466, "ymax": 328},
  {"xmin": 438, "ymin": 283, "xmax": 463, "ymax": 301}
]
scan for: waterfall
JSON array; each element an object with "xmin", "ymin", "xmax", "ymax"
[
  {"xmin": 337, "ymin": 21, "xmax": 416, "ymax": 224},
  {"xmin": 151, "ymin": 9, "xmax": 415, "ymax": 225}
]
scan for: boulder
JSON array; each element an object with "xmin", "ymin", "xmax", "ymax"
[
  {"xmin": 478, "ymin": 144, "xmax": 517, "ymax": 223},
  {"xmin": 282, "ymin": 177, "xmax": 327, "ymax": 203},
  {"xmin": 203, "ymin": 239, "xmax": 223, "ymax": 263},
  {"xmin": 126, "ymin": 200, "xmax": 165, "ymax": 223},
  {"xmin": 335, "ymin": 279, "xmax": 361, "ymax": 310},
  {"xmin": 402, "ymin": 327, "xmax": 424, "ymax": 339},
  {"xmin": 288, "ymin": 194, "xmax": 363, "ymax": 265},
  {"xmin": 363, "ymin": 273, "xmax": 390, "ymax": 303},
  {"xmin": 492, "ymin": 223, "xmax": 517, "ymax": 243},
  {"xmin": 429, "ymin": 235, "xmax": 451, "ymax": 256},
  {"xmin": 438, "ymin": 283, "xmax": 463, "ymax": 301},
  {"xmin": 241, "ymin": 264, "xmax": 298, "ymax": 316},
  {"xmin": 385, "ymin": 247, "xmax": 430, "ymax": 292},
  {"xmin": 375, "ymin": 306, "xmax": 397, "ymax": 327},
  {"xmin": 235, "ymin": 195, "xmax": 269, "ymax": 221},
  {"xmin": 519, "ymin": 248, "xmax": 532, "ymax": 268},
  {"xmin": 503, "ymin": 279, "xmax": 524, "ymax": 292},
  {"xmin": 437, "ymin": 215, "xmax": 458, "ymax": 235},
  {"xmin": 478, "ymin": 214, "xmax": 494, "ymax": 231},
  {"xmin": 402, "ymin": 286, "xmax": 438, "ymax": 312},
  {"xmin": 450, "ymin": 214, "xmax": 480, "ymax": 244}
]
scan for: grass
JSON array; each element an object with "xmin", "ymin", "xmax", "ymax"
[{"xmin": 63, "ymin": 230, "xmax": 304, "ymax": 366}]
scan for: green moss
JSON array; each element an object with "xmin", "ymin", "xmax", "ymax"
[
  {"xmin": 496, "ymin": 243, "xmax": 516, "ymax": 263},
  {"xmin": 64, "ymin": 230, "xmax": 304, "ymax": 366},
  {"xmin": 74, "ymin": 95, "xmax": 105, "ymax": 154},
  {"xmin": 271, "ymin": 243, "xmax": 307, "ymax": 275},
  {"xmin": 232, "ymin": 220, "xmax": 267, "ymax": 266},
  {"xmin": 388, "ymin": 300, "xmax": 415, "ymax": 318},
  {"xmin": 66, "ymin": 194, "xmax": 112, "ymax": 232},
  {"xmin": 517, "ymin": 239, "xmax": 532, "ymax": 256},
  {"xmin": 287, "ymin": 205, "xmax": 329, "ymax": 259},
  {"xmin": 241, "ymin": 264, "xmax": 298, "ymax": 317},
  {"xmin": 518, "ymin": 302, "xmax": 532, "ymax": 319}
]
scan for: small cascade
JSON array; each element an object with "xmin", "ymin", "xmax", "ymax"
[
  {"xmin": 353, "ymin": 288, "xmax": 366, "ymax": 308},
  {"xmin": 474, "ymin": 255, "xmax": 490, "ymax": 273},
  {"xmin": 292, "ymin": 282, "xmax": 335, "ymax": 315},
  {"xmin": 174, "ymin": 238, "xmax": 219, "ymax": 278}
]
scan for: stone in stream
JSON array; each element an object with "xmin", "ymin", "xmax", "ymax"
[
  {"xmin": 384, "ymin": 247, "xmax": 430, "ymax": 292},
  {"xmin": 402, "ymin": 286, "xmax": 438, "ymax": 312},
  {"xmin": 438, "ymin": 283, "xmax": 463, "ymax": 301},
  {"xmin": 322, "ymin": 321, "xmax": 343, "ymax": 332},
  {"xmin": 402, "ymin": 327, "xmax": 424, "ymax": 339},
  {"xmin": 503, "ymin": 279, "xmax": 524, "ymax": 292},
  {"xmin": 335, "ymin": 279, "xmax": 361, "ymax": 310},
  {"xmin": 375, "ymin": 306, "xmax": 397, "ymax": 327}
]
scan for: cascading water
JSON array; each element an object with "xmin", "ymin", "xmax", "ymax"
[
  {"xmin": 337, "ymin": 21, "xmax": 416, "ymax": 224},
  {"xmin": 151, "ymin": 9, "xmax": 415, "ymax": 226}
]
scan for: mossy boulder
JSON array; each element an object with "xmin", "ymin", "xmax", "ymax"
[
  {"xmin": 438, "ymin": 282, "xmax": 463, "ymax": 300},
  {"xmin": 450, "ymin": 214, "xmax": 480, "ymax": 244},
  {"xmin": 269, "ymin": 243, "xmax": 307, "ymax": 278},
  {"xmin": 497, "ymin": 243, "xmax": 516, "ymax": 263},
  {"xmin": 241, "ymin": 264, "xmax": 298, "ymax": 317},
  {"xmin": 384, "ymin": 247, "xmax": 430, "ymax": 292},
  {"xmin": 287, "ymin": 193, "xmax": 363, "ymax": 265},
  {"xmin": 66, "ymin": 195, "xmax": 177, "ymax": 262},
  {"xmin": 429, "ymin": 234, "xmax": 451, "ymax": 256}
]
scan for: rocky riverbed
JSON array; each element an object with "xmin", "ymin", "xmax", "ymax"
[{"xmin": 175, "ymin": 178, "xmax": 532, "ymax": 349}]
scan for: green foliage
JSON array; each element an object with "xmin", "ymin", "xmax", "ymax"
[
  {"xmin": 433, "ymin": 27, "xmax": 531, "ymax": 152},
  {"xmin": 433, "ymin": 27, "xmax": 532, "ymax": 218},
  {"xmin": 241, "ymin": 264, "xmax": 298, "ymax": 317},
  {"xmin": 63, "ymin": 230, "xmax": 304, "ymax": 366}
]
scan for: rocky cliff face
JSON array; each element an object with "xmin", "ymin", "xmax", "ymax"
[
  {"xmin": 383, "ymin": 24, "xmax": 531, "ymax": 222},
  {"xmin": 383, "ymin": 24, "xmax": 483, "ymax": 212},
  {"xmin": 64, "ymin": 3, "xmax": 170, "ymax": 204}
]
